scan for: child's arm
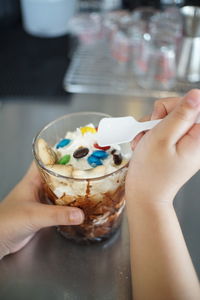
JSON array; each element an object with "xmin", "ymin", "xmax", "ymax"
[{"xmin": 126, "ymin": 89, "xmax": 200, "ymax": 300}]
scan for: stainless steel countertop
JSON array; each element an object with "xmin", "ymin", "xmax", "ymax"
[{"xmin": 0, "ymin": 94, "xmax": 200, "ymax": 300}]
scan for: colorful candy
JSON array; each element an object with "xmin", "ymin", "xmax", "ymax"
[
  {"xmin": 87, "ymin": 150, "xmax": 109, "ymax": 167},
  {"xmin": 80, "ymin": 126, "xmax": 96, "ymax": 135},
  {"xmin": 94, "ymin": 143, "xmax": 110, "ymax": 151},
  {"xmin": 56, "ymin": 139, "xmax": 71, "ymax": 149},
  {"xmin": 87, "ymin": 155, "xmax": 103, "ymax": 167},
  {"xmin": 58, "ymin": 154, "xmax": 71, "ymax": 165},
  {"xmin": 73, "ymin": 147, "xmax": 89, "ymax": 159},
  {"xmin": 92, "ymin": 150, "xmax": 109, "ymax": 159},
  {"xmin": 54, "ymin": 125, "xmax": 123, "ymax": 170},
  {"xmin": 113, "ymin": 153, "xmax": 122, "ymax": 165}
]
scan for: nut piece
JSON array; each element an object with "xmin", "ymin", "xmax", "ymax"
[
  {"xmin": 37, "ymin": 138, "xmax": 57, "ymax": 165},
  {"xmin": 72, "ymin": 165, "xmax": 106, "ymax": 179},
  {"xmin": 47, "ymin": 164, "xmax": 73, "ymax": 177}
]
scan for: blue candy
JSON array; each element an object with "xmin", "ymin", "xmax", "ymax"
[
  {"xmin": 87, "ymin": 155, "xmax": 103, "ymax": 167},
  {"xmin": 92, "ymin": 150, "xmax": 109, "ymax": 159},
  {"xmin": 56, "ymin": 139, "xmax": 71, "ymax": 149}
]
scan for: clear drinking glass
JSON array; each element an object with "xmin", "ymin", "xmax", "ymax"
[
  {"xmin": 128, "ymin": 7, "xmax": 179, "ymax": 89},
  {"xmin": 136, "ymin": 39, "xmax": 176, "ymax": 90},
  {"xmin": 134, "ymin": 13, "xmax": 177, "ymax": 91},
  {"xmin": 128, "ymin": 7, "xmax": 159, "ymax": 76},
  {"xmin": 68, "ymin": 13, "xmax": 103, "ymax": 45},
  {"xmin": 111, "ymin": 30, "xmax": 131, "ymax": 63},
  {"xmin": 33, "ymin": 112, "xmax": 130, "ymax": 243},
  {"xmin": 150, "ymin": 10, "xmax": 183, "ymax": 51}
]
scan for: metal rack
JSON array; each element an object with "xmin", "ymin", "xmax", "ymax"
[{"xmin": 63, "ymin": 41, "xmax": 199, "ymax": 98}]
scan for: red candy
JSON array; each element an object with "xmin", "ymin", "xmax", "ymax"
[{"xmin": 94, "ymin": 143, "xmax": 110, "ymax": 151}]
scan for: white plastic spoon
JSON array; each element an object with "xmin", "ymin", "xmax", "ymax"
[{"xmin": 97, "ymin": 116, "xmax": 200, "ymax": 146}]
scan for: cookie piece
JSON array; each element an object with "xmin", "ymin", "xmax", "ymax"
[
  {"xmin": 47, "ymin": 164, "xmax": 73, "ymax": 177},
  {"xmin": 37, "ymin": 138, "xmax": 57, "ymax": 165},
  {"xmin": 72, "ymin": 165, "xmax": 106, "ymax": 179}
]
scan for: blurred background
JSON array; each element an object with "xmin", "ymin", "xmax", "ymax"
[{"xmin": 0, "ymin": 0, "xmax": 199, "ymax": 99}]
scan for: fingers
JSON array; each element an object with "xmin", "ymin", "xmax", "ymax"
[
  {"xmin": 177, "ymin": 122, "xmax": 200, "ymax": 157},
  {"xmin": 152, "ymin": 89, "xmax": 200, "ymax": 146},
  {"xmin": 151, "ymin": 97, "xmax": 181, "ymax": 120},
  {"xmin": 131, "ymin": 98, "xmax": 181, "ymax": 150},
  {"xmin": 32, "ymin": 204, "xmax": 85, "ymax": 230}
]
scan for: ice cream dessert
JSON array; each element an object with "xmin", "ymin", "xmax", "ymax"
[{"xmin": 36, "ymin": 123, "xmax": 131, "ymax": 242}]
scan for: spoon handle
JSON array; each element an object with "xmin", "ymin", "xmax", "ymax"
[
  {"xmin": 140, "ymin": 114, "xmax": 200, "ymax": 132},
  {"xmin": 139, "ymin": 119, "xmax": 162, "ymax": 131}
]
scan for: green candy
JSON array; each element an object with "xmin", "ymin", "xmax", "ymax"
[{"xmin": 58, "ymin": 154, "xmax": 70, "ymax": 165}]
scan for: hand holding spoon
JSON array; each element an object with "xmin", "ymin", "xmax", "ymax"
[{"xmin": 97, "ymin": 116, "xmax": 200, "ymax": 146}]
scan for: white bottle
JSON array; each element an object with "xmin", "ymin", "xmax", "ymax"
[{"xmin": 20, "ymin": 0, "xmax": 77, "ymax": 37}]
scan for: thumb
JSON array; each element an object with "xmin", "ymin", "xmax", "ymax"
[
  {"xmin": 31, "ymin": 203, "xmax": 84, "ymax": 230},
  {"xmin": 153, "ymin": 89, "xmax": 200, "ymax": 145}
]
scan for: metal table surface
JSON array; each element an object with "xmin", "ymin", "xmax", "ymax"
[{"xmin": 0, "ymin": 94, "xmax": 200, "ymax": 300}]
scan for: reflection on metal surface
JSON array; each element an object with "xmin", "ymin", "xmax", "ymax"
[
  {"xmin": 177, "ymin": 37, "xmax": 200, "ymax": 82},
  {"xmin": 177, "ymin": 6, "xmax": 200, "ymax": 83},
  {"xmin": 0, "ymin": 219, "xmax": 132, "ymax": 300},
  {"xmin": 181, "ymin": 6, "xmax": 200, "ymax": 37}
]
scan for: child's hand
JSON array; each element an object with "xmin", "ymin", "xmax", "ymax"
[
  {"xmin": 126, "ymin": 89, "xmax": 200, "ymax": 204},
  {"xmin": 131, "ymin": 96, "xmax": 181, "ymax": 150},
  {"xmin": 0, "ymin": 163, "xmax": 84, "ymax": 259}
]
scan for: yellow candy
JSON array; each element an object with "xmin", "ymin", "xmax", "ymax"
[{"xmin": 80, "ymin": 126, "xmax": 96, "ymax": 135}]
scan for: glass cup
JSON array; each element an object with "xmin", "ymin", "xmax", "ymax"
[
  {"xmin": 33, "ymin": 112, "xmax": 131, "ymax": 243},
  {"xmin": 136, "ymin": 39, "xmax": 177, "ymax": 90},
  {"xmin": 111, "ymin": 30, "xmax": 131, "ymax": 63},
  {"xmin": 128, "ymin": 7, "xmax": 159, "ymax": 76},
  {"xmin": 68, "ymin": 13, "xmax": 103, "ymax": 45},
  {"xmin": 150, "ymin": 10, "xmax": 183, "ymax": 52}
]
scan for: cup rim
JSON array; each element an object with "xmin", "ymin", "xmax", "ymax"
[{"xmin": 32, "ymin": 111, "xmax": 130, "ymax": 182}]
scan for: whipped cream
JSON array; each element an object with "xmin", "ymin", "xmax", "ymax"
[{"xmin": 54, "ymin": 123, "xmax": 130, "ymax": 174}]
